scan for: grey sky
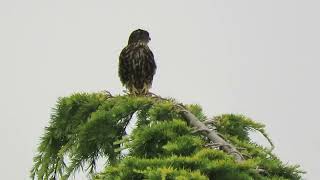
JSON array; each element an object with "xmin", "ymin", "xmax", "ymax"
[{"xmin": 1, "ymin": 0, "xmax": 319, "ymax": 179}]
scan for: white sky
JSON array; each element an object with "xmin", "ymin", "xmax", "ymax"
[{"xmin": 1, "ymin": 0, "xmax": 319, "ymax": 179}]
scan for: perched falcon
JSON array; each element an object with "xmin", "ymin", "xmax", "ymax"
[{"xmin": 118, "ymin": 29, "xmax": 157, "ymax": 95}]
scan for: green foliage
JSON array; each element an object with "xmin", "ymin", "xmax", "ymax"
[
  {"xmin": 31, "ymin": 93, "xmax": 153, "ymax": 179},
  {"xmin": 31, "ymin": 92, "xmax": 107, "ymax": 180},
  {"xmin": 129, "ymin": 119, "xmax": 192, "ymax": 158},
  {"xmin": 214, "ymin": 114, "xmax": 270, "ymax": 143},
  {"xmin": 95, "ymin": 149, "xmax": 260, "ymax": 180},
  {"xmin": 136, "ymin": 100, "xmax": 181, "ymax": 126},
  {"xmin": 163, "ymin": 135, "xmax": 204, "ymax": 156},
  {"xmin": 31, "ymin": 92, "xmax": 303, "ymax": 180},
  {"xmin": 185, "ymin": 104, "xmax": 207, "ymax": 121},
  {"xmin": 141, "ymin": 167, "xmax": 208, "ymax": 180}
]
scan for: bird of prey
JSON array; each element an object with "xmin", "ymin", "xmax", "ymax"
[{"xmin": 118, "ymin": 29, "xmax": 157, "ymax": 95}]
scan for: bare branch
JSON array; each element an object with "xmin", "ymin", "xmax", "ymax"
[{"xmin": 177, "ymin": 106, "xmax": 245, "ymax": 162}]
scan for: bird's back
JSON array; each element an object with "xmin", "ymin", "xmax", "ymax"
[{"xmin": 119, "ymin": 42, "xmax": 156, "ymax": 95}]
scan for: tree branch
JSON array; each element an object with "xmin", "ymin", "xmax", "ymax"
[
  {"xmin": 177, "ymin": 106, "xmax": 245, "ymax": 162},
  {"xmin": 148, "ymin": 93, "xmax": 245, "ymax": 161}
]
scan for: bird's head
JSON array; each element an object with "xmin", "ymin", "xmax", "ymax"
[{"xmin": 128, "ymin": 29, "xmax": 151, "ymax": 45}]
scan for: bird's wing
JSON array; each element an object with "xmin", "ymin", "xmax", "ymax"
[{"xmin": 118, "ymin": 46, "xmax": 131, "ymax": 85}]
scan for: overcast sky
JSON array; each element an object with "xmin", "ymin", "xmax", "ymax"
[{"xmin": 1, "ymin": 0, "xmax": 319, "ymax": 179}]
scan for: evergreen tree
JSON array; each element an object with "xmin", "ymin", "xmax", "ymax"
[{"xmin": 31, "ymin": 92, "xmax": 303, "ymax": 179}]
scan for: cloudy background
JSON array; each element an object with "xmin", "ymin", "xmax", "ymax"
[{"xmin": 1, "ymin": 0, "xmax": 319, "ymax": 179}]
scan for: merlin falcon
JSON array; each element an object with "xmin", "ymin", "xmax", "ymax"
[{"xmin": 118, "ymin": 29, "xmax": 157, "ymax": 95}]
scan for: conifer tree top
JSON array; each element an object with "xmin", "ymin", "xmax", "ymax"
[{"xmin": 31, "ymin": 92, "xmax": 304, "ymax": 180}]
